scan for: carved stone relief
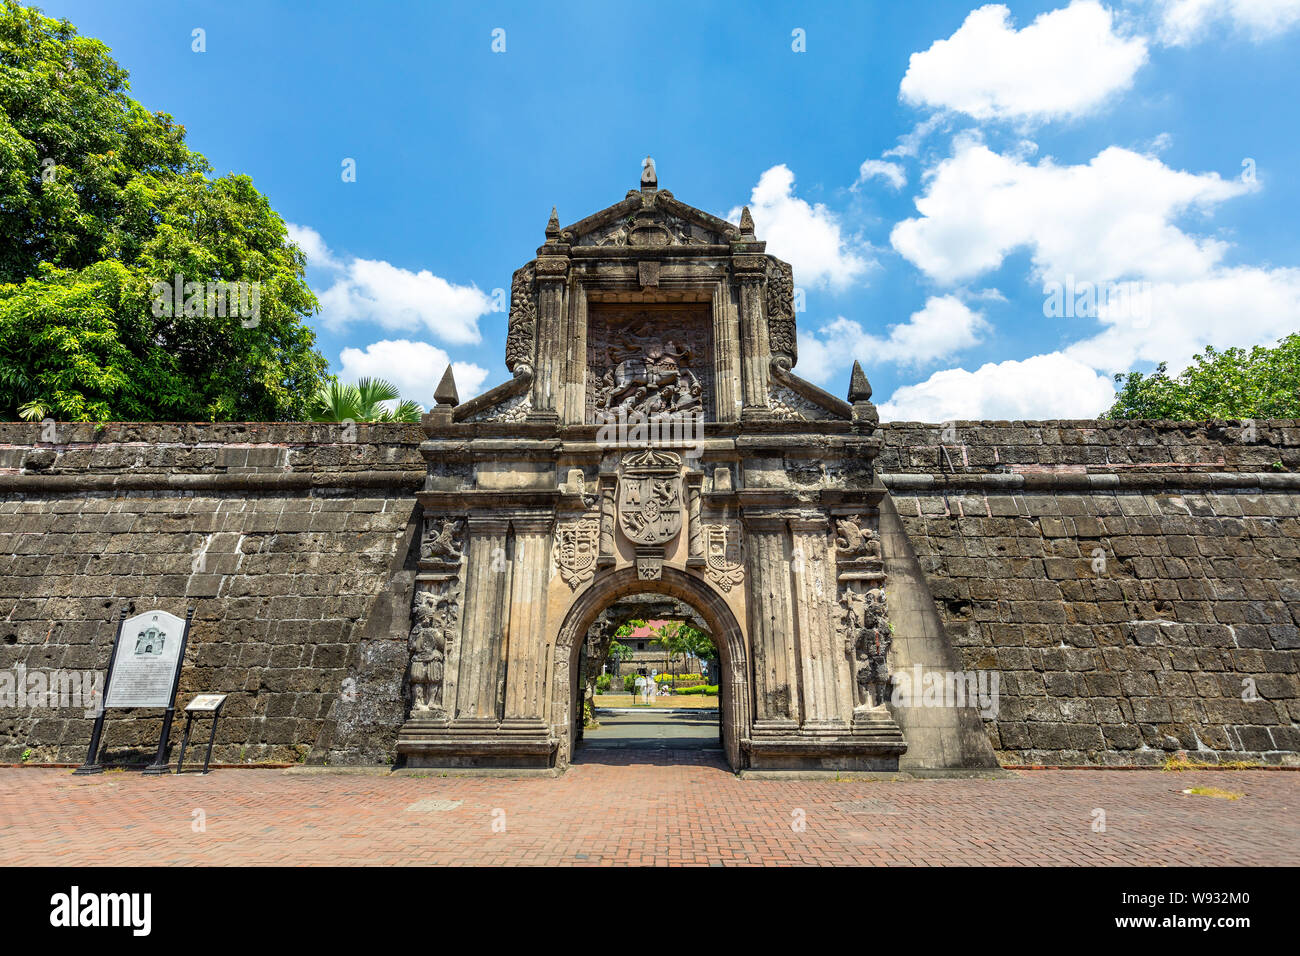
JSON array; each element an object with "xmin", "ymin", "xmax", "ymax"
[
  {"xmin": 553, "ymin": 517, "xmax": 599, "ymax": 590},
  {"xmin": 464, "ymin": 391, "xmax": 531, "ymax": 424},
  {"xmin": 766, "ymin": 259, "xmax": 796, "ymax": 362},
  {"xmin": 840, "ymin": 584, "xmax": 892, "ymax": 709},
  {"xmin": 768, "ymin": 384, "xmax": 831, "ymax": 421},
  {"xmin": 420, "ymin": 517, "xmax": 465, "ymax": 563},
  {"xmin": 704, "ymin": 521, "xmax": 745, "ymax": 593},
  {"xmin": 617, "ymin": 448, "xmax": 683, "ymax": 580},
  {"xmin": 408, "ymin": 516, "xmax": 465, "ymax": 717},
  {"xmin": 505, "ymin": 263, "xmax": 536, "ymax": 373},
  {"xmin": 580, "ymin": 211, "xmax": 720, "ymax": 248},
  {"xmin": 587, "ymin": 309, "xmax": 714, "ymax": 424},
  {"xmin": 408, "ymin": 585, "xmax": 458, "ymax": 715},
  {"xmin": 834, "ymin": 515, "xmax": 881, "ymax": 560}
]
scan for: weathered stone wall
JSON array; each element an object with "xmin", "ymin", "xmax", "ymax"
[
  {"xmin": 879, "ymin": 420, "xmax": 1300, "ymax": 766},
  {"xmin": 0, "ymin": 423, "xmax": 424, "ymax": 766},
  {"xmin": 1, "ymin": 419, "xmax": 1296, "ymax": 768}
]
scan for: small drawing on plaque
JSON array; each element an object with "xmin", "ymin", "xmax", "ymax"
[{"xmin": 133, "ymin": 624, "xmax": 166, "ymax": 656}]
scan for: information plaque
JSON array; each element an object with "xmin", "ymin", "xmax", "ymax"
[
  {"xmin": 103, "ymin": 611, "xmax": 187, "ymax": 709},
  {"xmin": 75, "ymin": 607, "xmax": 194, "ymax": 775}
]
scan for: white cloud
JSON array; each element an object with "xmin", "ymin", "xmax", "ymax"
[
  {"xmin": 288, "ymin": 223, "xmax": 493, "ymax": 345},
  {"xmin": 337, "ymin": 340, "xmax": 489, "ymax": 406},
  {"xmin": 891, "ymin": 138, "xmax": 1251, "ymax": 285},
  {"xmin": 878, "ymin": 352, "xmax": 1117, "ymax": 421},
  {"xmin": 1156, "ymin": 0, "xmax": 1300, "ymax": 46},
  {"xmin": 899, "ymin": 1, "xmax": 1148, "ymax": 123},
  {"xmin": 1063, "ymin": 266, "xmax": 1300, "ymax": 374},
  {"xmin": 883, "ymin": 114, "xmax": 949, "ymax": 160},
  {"xmin": 728, "ymin": 165, "xmax": 873, "ymax": 290},
  {"xmin": 287, "ymin": 223, "xmax": 341, "ymax": 271},
  {"xmin": 796, "ymin": 295, "xmax": 991, "ymax": 383},
  {"xmin": 881, "ymin": 134, "xmax": 1300, "ymax": 420},
  {"xmin": 854, "ymin": 159, "xmax": 907, "ymax": 191}
]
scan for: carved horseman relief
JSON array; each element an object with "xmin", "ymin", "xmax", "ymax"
[
  {"xmin": 586, "ymin": 309, "xmax": 714, "ymax": 424},
  {"xmin": 617, "ymin": 449, "xmax": 683, "ymax": 580}
]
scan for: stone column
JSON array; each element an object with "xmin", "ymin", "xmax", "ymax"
[
  {"xmin": 736, "ymin": 270, "xmax": 770, "ymax": 416},
  {"xmin": 455, "ymin": 516, "xmax": 511, "ymax": 720},
  {"xmin": 744, "ymin": 513, "xmax": 801, "ymax": 728},
  {"xmin": 789, "ymin": 514, "xmax": 848, "ymax": 729},
  {"xmin": 501, "ymin": 514, "xmax": 553, "ymax": 722},
  {"xmin": 711, "ymin": 286, "xmax": 743, "ymax": 422},
  {"xmin": 686, "ymin": 473, "xmax": 705, "ymax": 567},
  {"xmin": 560, "ymin": 283, "xmax": 587, "ymax": 425},
  {"xmin": 597, "ymin": 474, "xmax": 616, "ymax": 568},
  {"xmin": 529, "ymin": 252, "xmax": 568, "ymax": 423}
]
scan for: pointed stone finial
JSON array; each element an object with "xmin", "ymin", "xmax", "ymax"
[
  {"xmin": 434, "ymin": 364, "xmax": 459, "ymax": 407},
  {"xmin": 739, "ymin": 206, "xmax": 755, "ymax": 237},
  {"xmin": 848, "ymin": 361, "xmax": 873, "ymax": 403},
  {"xmin": 545, "ymin": 206, "xmax": 561, "ymax": 239},
  {"xmin": 641, "ymin": 156, "xmax": 657, "ymax": 190}
]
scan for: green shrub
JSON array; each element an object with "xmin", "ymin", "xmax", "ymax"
[
  {"xmin": 623, "ymin": 673, "xmax": 640, "ymax": 693},
  {"xmin": 595, "ymin": 674, "xmax": 612, "ymax": 692},
  {"xmin": 674, "ymin": 685, "xmax": 719, "ymax": 696}
]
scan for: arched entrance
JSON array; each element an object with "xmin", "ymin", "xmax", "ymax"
[{"xmin": 550, "ymin": 567, "xmax": 751, "ymax": 771}]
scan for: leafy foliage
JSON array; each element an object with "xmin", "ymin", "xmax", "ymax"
[
  {"xmin": 308, "ymin": 377, "xmax": 421, "ymax": 423},
  {"xmin": 1105, "ymin": 334, "xmax": 1300, "ymax": 420},
  {"xmin": 650, "ymin": 620, "xmax": 716, "ymax": 679},
  {"xmin": 0, "ymin": 1, "xmax": 328, "ymax": 421}
]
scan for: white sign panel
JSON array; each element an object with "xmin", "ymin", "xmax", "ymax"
[
  {"xmin": 185, "ymin": 694, "xmax": 227, "ymax": 713},
  {"xmin": 103, "ymin": 610, "xmax": 187, "ymax": 709}
]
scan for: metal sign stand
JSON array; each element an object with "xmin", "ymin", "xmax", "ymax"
[
  {"xmin": 74, "ymin": 607, "xmax": 194, "ymax": 775},
  {"xmin": 176, "ymin": 695, "xmax": 228, "ymax": 774}
]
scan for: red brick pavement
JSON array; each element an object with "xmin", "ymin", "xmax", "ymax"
[{"xmin": 0, "ymin": 753, "xmax": 1295, "ymax": 866}]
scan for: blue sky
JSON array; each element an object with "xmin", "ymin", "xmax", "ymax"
[{"xmin": 38, "ymin": 0, "xmax": 1300, "ymax": 420}]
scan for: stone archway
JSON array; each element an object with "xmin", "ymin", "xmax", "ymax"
[
  {"xmin": 396, "ymin": 162, "xmax": 923, "ymax": 774},
  {"xmin": 549, "ymin": 567, "xmax": 750, "ymax": 771}
]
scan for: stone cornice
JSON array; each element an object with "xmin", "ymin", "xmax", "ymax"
[{"xmin": 881, "ymin": 471, "xmax": 1300, "ymax": 492}]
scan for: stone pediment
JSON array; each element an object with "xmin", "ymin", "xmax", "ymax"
[
  {"xmin": 429, "ymin": 158, "xmax": 866, "ymax": 433},
  {"xmin": 563, "ymin": 189, "xmax": 738, "ymax": 249}
]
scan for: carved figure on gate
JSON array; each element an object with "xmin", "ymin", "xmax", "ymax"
[
  {"xmin": 421, "ymin": 518, "xmax": 464, "ymax": 562},
  {"xmin": 841, "ymin": 586, "xmax": 891, "ymax": 708},
  {"xmin": 834, "ymin": 515, "xmax": 881, "ymax": 560}
]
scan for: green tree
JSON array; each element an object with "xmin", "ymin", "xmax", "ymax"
[
  {"xmin": 1105, "ymin": 335, "xmax": 1300, "ymax": 421},
  {"xmin": 309, "ymin": 378, "xmax": 421, "ymax": 423},
  {"xmin": 651, "ymin": 621, "xmax": 715, "ymax": 680},
  {"xmin": 0, "ymin": 1, "xmax": 329, "ymax": 421}
]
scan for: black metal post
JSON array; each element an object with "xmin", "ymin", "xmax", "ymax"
[
  {"xmin": 74, "ymin": 609, "xmax": 127, "ymax": 775},
  {"xmin": 143, "ymin": 607, "xmax": 194, "ymax": 775},
  {"xmin": 201, "ymin": 709, "xmax": 221, "ymax": 773},
  {"xmin": 175, "ymin": 713, "xmax": 196, "ymax": 774}
]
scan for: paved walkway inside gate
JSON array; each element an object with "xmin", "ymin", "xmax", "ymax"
[
  {"xmin": 0, "ymin": 763, "xmax": 1294, "ymax": 866},
  {"xmin": 579, "ymin": 709, "xmax": 721, "ymax": 751}
]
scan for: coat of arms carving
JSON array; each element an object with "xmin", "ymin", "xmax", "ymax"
[
  {"xmin": 704, "ymin": 523, "xmax": 745, "ymax": 593},
  {"xmin": 617, "ymin": 449, "xmax": 683, "ymax": 579},
  {"xmin": 554, "ymin": 518, "xmax": 598, "ymax": 590}
]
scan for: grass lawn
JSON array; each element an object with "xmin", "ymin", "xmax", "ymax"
[{"xmin": 593, "ymin": 694, "xmax": 720, "ymax": 708}]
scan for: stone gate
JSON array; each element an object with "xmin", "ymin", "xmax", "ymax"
[{"xmin": 395, "ymin": 161, "xmax": 993, "ymax": 771}]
